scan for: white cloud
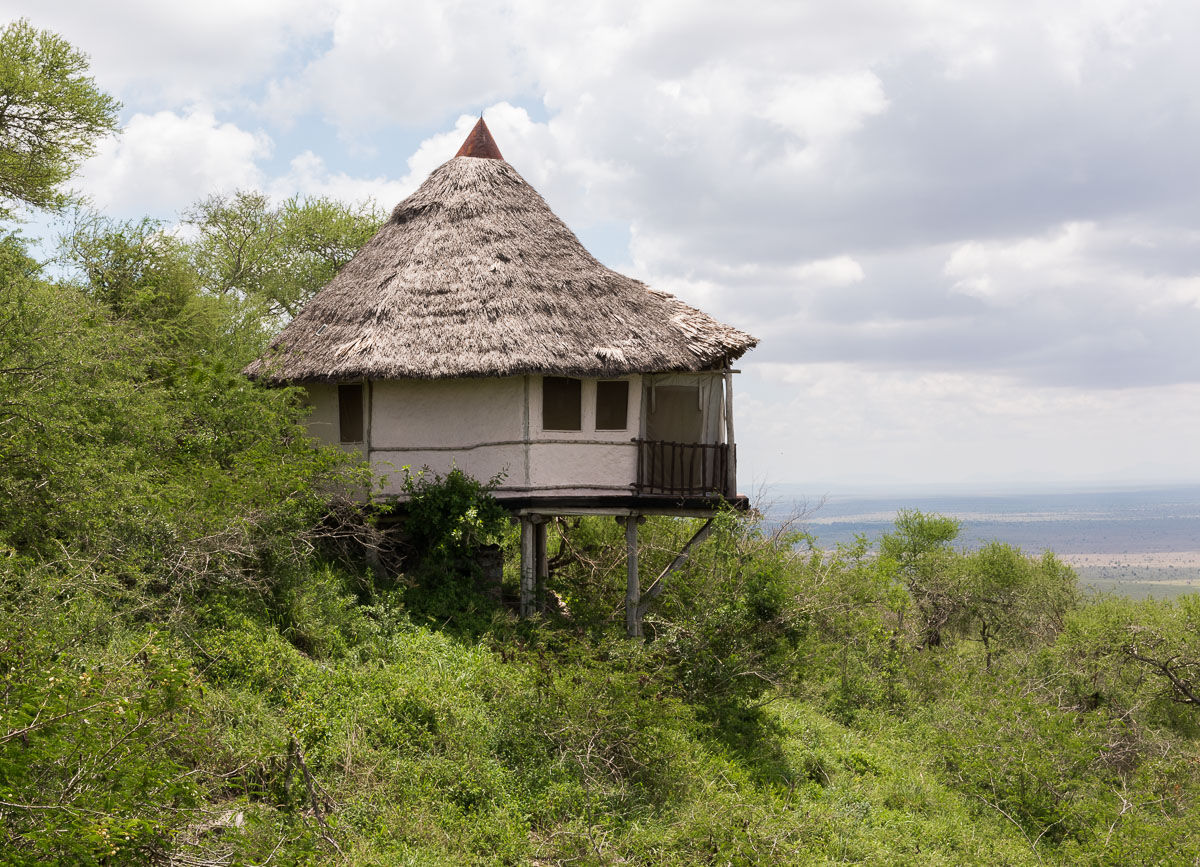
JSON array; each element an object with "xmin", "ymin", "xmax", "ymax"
[
  {"xmin": 270, "ymin": 151, "xmax": 413, "ymax": 210},
  {"xmin": 3, "ymin": 0, "xmax": 336, "ymax": 105},
  {"xmin": 944, "ymin": 222, "xmax": 1098, "ymax": 302},
  {"xmin": 761, "ymin": 72, "xmax": 889, "ymax": 149},
  {"xmin": 266, "ymin": 0, "xmax": 528, "ymax": 129},
  {"xmin": 944, "ymin": 221, "xmax": 1200, "ymax": 312},
  {"xmin": 741, "ymin": 362, "xmax": 1200, "ymax": 488},
  {"xmin": 791, "ymin": 256, "xmax": 866, "ymax": 288},
  {"xmin": 399, "ymin": 103, "xmax": 631, "ymax": 227},
  {"xmin": 77, "ymin": 108, "xmax": 271, "ymax": 215},
  {"xmin": 625, "ymin": 242, "xmax": 867, "ymax": 330}
]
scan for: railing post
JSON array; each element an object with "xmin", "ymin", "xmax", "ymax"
[
  {"xmin": 635, "ymin": 438, "xmax": 644, "ymax": 493},
  {"xmin": 724, "ymin": 370, "xmax": 737, "ymax": 497}
]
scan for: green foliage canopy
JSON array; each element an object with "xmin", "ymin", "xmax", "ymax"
[
  {"xmin": 60, "ymin": 211, "xmax": 199, "ymax": 325},
  {"xmin": 0, "ymin": 19, "xmax": 119, "ymax": 218},
  {"xmin": 880, "ymin": 508, "xmax": 962, "ymax": 647},
  {"xmin": 184, "ymin": 190, "xmax": 384, "ymax": 322}
]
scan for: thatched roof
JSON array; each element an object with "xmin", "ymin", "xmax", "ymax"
[{"xmin": 246, "ymin": 119, "xmax": 757, "ymax": 383}]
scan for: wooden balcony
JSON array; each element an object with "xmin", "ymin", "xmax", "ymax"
[{"xmin": 634, "ymin": 439, "xmax": 733, "ymax": 498}]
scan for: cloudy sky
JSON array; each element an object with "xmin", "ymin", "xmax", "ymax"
[{"xmin": 10, "ymin": 0, "xmax": 1200, "ymax": 493}]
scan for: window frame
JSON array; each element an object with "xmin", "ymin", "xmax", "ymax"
[
  {"xmin": 594, "ymin": 379, "xmax": 630, "ymax": 431},
  {"xmin": 338, "ymin": 382, "xmax": 365, "ymax": 443},
  {"xmin": 541, "ymin": 376, "xmax": 583, "ymax": 431}
]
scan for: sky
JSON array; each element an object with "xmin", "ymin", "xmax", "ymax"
[{"xmin": 8, "ymin": 0, "xmax": 1200, "ymax": 495}]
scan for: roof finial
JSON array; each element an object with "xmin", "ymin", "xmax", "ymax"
[{"xmin": 456, "ymin": 116, "xmax": 504, "ymax": 160}]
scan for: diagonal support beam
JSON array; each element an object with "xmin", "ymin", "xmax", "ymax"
[{"xmin": 636, "ymin": 518, "xmax": 715, "ymax": 621}]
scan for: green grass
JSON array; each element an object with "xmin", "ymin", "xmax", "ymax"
[{"xmin": 1078, "ymin": 566, "xmax": 1200, "ymax": 599}]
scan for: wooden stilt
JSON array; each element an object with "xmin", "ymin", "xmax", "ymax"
[
  {"xmin": 625, "ymin": 516, "xmax": 641, "ymax": 638},
  {"xmin": 519, "ymin": 516, "xmax": 535, "ymax": 618},
  {"xmin": 534, "ymin": 518, "xmax": 548, "ymax": 611}
]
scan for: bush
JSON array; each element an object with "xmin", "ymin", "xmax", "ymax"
[
  {"xmin": 0, "ymin": 565, "xmax": 208, "ymax": 865},
  {"xmin": 399, "ymin": 467, "xmax": 508, "ymax": 579}
]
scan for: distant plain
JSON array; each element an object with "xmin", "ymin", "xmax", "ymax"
[{"xmin": 764, "ymin": 484, "xmax": 1200, "ymax": 599}]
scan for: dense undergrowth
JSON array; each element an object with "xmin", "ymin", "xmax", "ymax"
[{"xmin": 4, "ymin": 458, "xmax": 1200, "ymax": 865}]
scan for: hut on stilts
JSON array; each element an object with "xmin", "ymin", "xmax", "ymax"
[{"xmin": 246, "ymin": 118, "xmax": 757, "ymax": 636}]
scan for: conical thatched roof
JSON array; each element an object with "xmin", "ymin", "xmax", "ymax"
[{"xmin": 246, "ymin": 119, "xmax": 756, "ymax": 383}]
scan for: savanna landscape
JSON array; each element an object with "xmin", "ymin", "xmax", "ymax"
[{"xmin": 2, "ymin": 16, "xmax": 1199, "ymax": 867}]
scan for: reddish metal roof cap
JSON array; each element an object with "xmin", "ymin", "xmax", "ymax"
[{"xmin": 455, "ymin": 117, "xmax": 504, "ymax": 160}]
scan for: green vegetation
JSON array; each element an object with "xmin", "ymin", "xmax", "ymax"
[
  {"xmin": 0, "ymin": 19, "xmax": 120, "ymax": 218},
  {"xmin": 1, "ymin": 21, "xmax": 1198, "ymax": 866},
  {"xmin": 184, "ymin": 190, "xmax": 385, "ymax": 324}
]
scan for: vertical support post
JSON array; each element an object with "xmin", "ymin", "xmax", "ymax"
[
  {"xmin": 724, "ymin": 369, "xmax": 737, "ymax": 498},
  {"xmin": 519, "ymin": 516, "xmax": 535, "ymax": 618},
  {"xmin": 534, "ymin": 517, "xmax": 548, "ymax": 611},
  {"xmin": 625, "ymin": 516, "xmax": 641, "ymax": 638}
]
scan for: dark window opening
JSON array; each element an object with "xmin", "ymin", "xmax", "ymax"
[
  {"xmin": 645, "ymin": 385, "xmax": 703, "ymax": 443},
  {"xmin": 338, "ymin": 383, "xmax": 364, "ymax": 443},
  {"xmin": 596, "ymin": 380, "xmax": 629, "ymax": 430},
  {"xmin": 542, "ymin": 376, "xmax": 581, "ymax": 430}
]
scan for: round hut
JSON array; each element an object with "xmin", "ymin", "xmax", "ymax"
[{"xmin": 246, "ymin": 119, "xmax": 757, "ymax": 633}]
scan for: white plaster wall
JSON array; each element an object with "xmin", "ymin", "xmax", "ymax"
[
  {"xmin": 371, "ymin": 444, "xmax": 526, "ymax": 494},
  {"xmin": 520, "ymin": 374, "xmax": 643, "ymax": 491},
  {"xmin": 369, "ymin": 375, "xmax": 644, "ymax": 494},
  {"xmin": 366, "ymin": 377, "xmax": 527, "ymax": 496},
  {"xmin": 298, "ymin": 382, "xmax": 370, "ymax": 496},
  {"xmin": 528, "ymin": 442, "xmax": 638, "ymax": 491},
  {"xmin": 301, "ymin": 382, "xmax": 369, "ymax": 457},
  {"xmin": 371, "ymin": 377, "xmax": 524, "ymax": 448}
]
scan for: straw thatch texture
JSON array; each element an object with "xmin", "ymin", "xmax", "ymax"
[{"xmin": 245, "ymin": 156, "xmax": 756, "ymax": 383}]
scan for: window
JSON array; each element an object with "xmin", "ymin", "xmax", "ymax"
[
  {"xmin": 338, "ymin": 383, "xmax": 364, "ymax": 443},
  {"xmin": 542, "ymin": 376, "xmax": 581, "ymax": 430},
  {"xmin": 645, "ymin": 385, "xmax": 702, "ymax": 443},
  {"xmin": 595, "ymin": 380, "xmax": 629, "ymax": 430}
]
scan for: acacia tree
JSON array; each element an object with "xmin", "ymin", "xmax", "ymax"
[
  {"xmin": 59, "ymin": 211, "xmax": 199, "ymax": 325},
  {"xmin": 1122, "ymin": 598, "xmax": 1200, "ymax": 709},
  {"xmin": 960, "ymin": 543, "xmax": 1078, "ymax": 670},
  {"xmin": 185, "ymin": 190, "xmax": 383, "ymax": 322},
  {"xmin": 880, "ymin": 513, "xmax": 1078, "ymax": 660},
  {"xmin": 0, "ymin": 18, "xmax": 119, "ymax": 218},
  {"xmin": 879, "ymin": 509, "xmax": 962, "ymax": 648}
]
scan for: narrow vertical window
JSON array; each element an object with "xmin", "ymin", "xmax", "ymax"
[
  {"xmin": 595, "ymin": 380, "xmax": 629, "ymax": 430},
  {"xmin": 338, "ymin": 383, "xmax": 364, "ymax": 443},
  {"xmin": 542, "ymin": 377, "xmax": 581, "ymax": 430}
]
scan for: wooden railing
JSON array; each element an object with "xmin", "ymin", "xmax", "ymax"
[{"xmin": 634, "ymin": 439, "xmax": 732, "ymax": 498}]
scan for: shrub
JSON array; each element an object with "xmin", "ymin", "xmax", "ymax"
[{"xmin": 399, "ymin": 466, "xmax": 508, "ymax": 580}]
